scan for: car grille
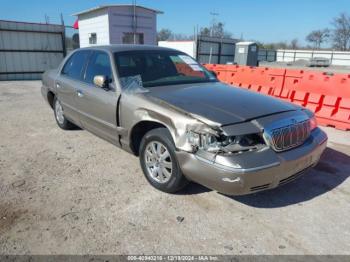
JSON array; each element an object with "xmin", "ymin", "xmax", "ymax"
[{"xmin": 270, "ymin": 120, "xmax": 311, "ymax": 152}]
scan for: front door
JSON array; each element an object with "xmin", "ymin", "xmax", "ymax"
[{"xmin": 74, "ymin": 50, "xmax": 120, "ymax": 145}]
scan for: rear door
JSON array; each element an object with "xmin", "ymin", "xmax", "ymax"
[
  {"xmin": 55, "ymin": 50, "xmax": 92, "ymax": 124},
  {"xmin": 74, "ymin": 50, "xmax": 120, "ymax": 145}
]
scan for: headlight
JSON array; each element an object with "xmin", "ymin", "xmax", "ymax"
[
  {"xmin": 187, "ymin": 131, "xmax": 219, "ymax": 151},
  {"xmin": 310, "ymin": 116, "xmax": 318, "ymax": 131},
  {"xmin": 186, "ymin": 131, "xmax": 200, "ymax": 146},
  {"xmin": 187, "ymin": 131, "xmax": 265, "ymax": 154}
]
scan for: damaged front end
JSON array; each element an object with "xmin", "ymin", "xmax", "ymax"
[
  {"xmin": 185, "ymin": 127, "xmax": 268, "ymax": 163},
  {"xmin": 186, "ymin": 130, "xmax": 266, "ymax": 154},
  {"xmin": 174, "ymin": 122, "xmax": 277, "ymax": 192},
  {"xmin": 120, "ymin": 75, "xmax": 269, "ymax": 168}
]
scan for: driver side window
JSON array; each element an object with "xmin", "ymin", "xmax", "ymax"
[
  {"xmin": 61, "ymin": 50, "xmax": 91, "ymax": 80},
  {"xmin": 84, "ymin": 51, "xmax": 113, "ymax": 85}
]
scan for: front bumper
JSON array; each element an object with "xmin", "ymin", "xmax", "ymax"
[{"xmin": 176, "ymin": 127, "xmax": 327, "ymax": 195}]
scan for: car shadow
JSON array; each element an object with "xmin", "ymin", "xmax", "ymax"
[
  {"xmin": 228, "ymin": 147, "xmax": 350, "ymax": 208},
  {"xmin": 177, "ymin": 182, "xmax": 211, "ymax": 195},
  {"xmin": 178, "ymin": 147, "xmax": 350, "ymax": 208},
  {"xmin": 70, "ymin": 125, "xmax": 82, "ymax": 131}
]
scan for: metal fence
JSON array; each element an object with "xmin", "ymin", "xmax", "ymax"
[
  {"xmin": 0, "ymin": 20, "xmax": 66, "ymax": 80},
  {"xmin": 276, "ymin": 49, "xmax": 350, "ymax": 66},
  {"xmin": 258, "ymin": 49, "xmax": 277, "ymax": 62},
  {"xmin": 196, "ymin": 36, "xmax": 238, "ymax": 64}
]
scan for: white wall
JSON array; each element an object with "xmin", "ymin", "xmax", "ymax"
[
  {"xmin": 78, "ymin": 8, "xmax": 110, "ymax": 47},
  {"xmin": 108, "ymin": 6, "xmax": 157, "ymax": 45},
  {"xmin": 277, "ymin": 49, "xmax": 350, "ymax": 66},
  {"xmin": 158, "ymin": 41, "xmax": 196, "ymax": 57},
  {"xmin": 77, "ymin": 6, "xmax": 158, "ymax": 47}
]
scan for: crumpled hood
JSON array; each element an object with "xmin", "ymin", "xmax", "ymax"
[{"xmin": 147, "ymin": 82, "xmax": 299, "ymax": 126}]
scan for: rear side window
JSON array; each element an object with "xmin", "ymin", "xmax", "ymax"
[
  {"xmin": 84, "ymin": 51, "xmax": 113, "ymax": 84},
  {"xmin": 61, "ymin": 50, "xmax": 91, "ymax": 80}
]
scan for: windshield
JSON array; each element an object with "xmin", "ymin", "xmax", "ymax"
[{"xmin": 114, "ymin": 50, "xmax": 217, "ymax": 88}]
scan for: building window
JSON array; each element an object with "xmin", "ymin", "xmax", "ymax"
[
  {"xmin": 89, "ymin": 33, "xmax": 97, "ymax": 44},
  {"xmin": 122, "ymin": 33, "xmax": 144, "ymax": 44}
]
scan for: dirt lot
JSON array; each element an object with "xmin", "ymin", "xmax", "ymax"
[{"xmin": 0, "ymin": 80, "xmax": 349, "ymax": 255}]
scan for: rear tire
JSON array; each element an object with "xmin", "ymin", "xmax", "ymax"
[
  {"xmin": 53, "ymin": 97, "xmax": 75, "ymax": 130},
  {"xmin": 139, "ymin": 128, "xmax": 189, "ymax": 193}
]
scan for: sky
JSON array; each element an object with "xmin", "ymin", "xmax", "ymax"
[{"xmin": 0, "ymin": 0, "xmax": 349, "ymax": 45}]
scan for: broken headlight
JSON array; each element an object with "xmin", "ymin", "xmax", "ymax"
[{"xmin": 187, "ymin": 131, "xmax": 266, "ymax": 154}]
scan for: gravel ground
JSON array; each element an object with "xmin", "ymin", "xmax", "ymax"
[{"xmin": 0, "ymin": 80, "xmax": 349, "ymax": 255}]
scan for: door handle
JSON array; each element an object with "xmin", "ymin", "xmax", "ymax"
[{"xmin": 77, "ymin": 90, "xmax": 84, "ymax": 97}]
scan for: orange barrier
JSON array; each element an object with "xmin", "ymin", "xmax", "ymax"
[
  {"xmin": 230, "ymin": 66, "xmax": 286, "ymax": 96},
  {"xmin": 205, "ymin": 65, "xmax": 286, "ymax": 97},
  {"xmin": 203, "ymin": 64, "xmax": 350, "ymax": 131},
  {"xmin": 205, "ymin": 64, "xmax": 234, "ymax": 82},
  {"xmin": 282, "ymin": 70, "xmax": 350, "ymax": 130}
]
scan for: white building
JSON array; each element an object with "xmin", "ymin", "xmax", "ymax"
[
  {"xmin": 158, "ymin": 41, "xmax": 196, "ymax": 57},
  {"xmin": 73, "ymin": 5, "xmax": 163, "ymax": 48},
  {"xmin": 159, "ymin": 37, "xmax": 238, "ymax": 64}
]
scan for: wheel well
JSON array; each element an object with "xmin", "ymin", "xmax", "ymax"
[
  {"xmin": 47, "ymin": 91, "xmax": 55, "ymax": 109},
  {"xmin": 130, "ymin": 121, "xmax": 167, "ymax": 156}
]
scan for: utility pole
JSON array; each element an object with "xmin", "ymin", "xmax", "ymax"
[
  {"xmin": 60, "ymin": 13, "xmax": 67, "ymax": 57},
  {"xmin": 209, "ymin": 12, "xmax": 219, "ymax": 64},
  {"xmin": 209, "ymin": 11, "xmax": 219, "ymax": 37},
  {"xmin": 60, "ymin": 13, "xmax": 64, "ymax": 26},
  {"xmin": 132, "ymin": 0, "xmax": 137, "ymax": 44}
]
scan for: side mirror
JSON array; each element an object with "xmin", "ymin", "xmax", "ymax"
[{"xmin": 93, "ymin": 75, "xmax": 110, "ymax": 90}]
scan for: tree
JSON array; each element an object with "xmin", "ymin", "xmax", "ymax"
[
  {"xmin": 200, "ymin": 27, "xmax": 211, "ymax": 37},
  {"xmin": 157, "ymin": 28, "xmax": 172, "ymax": 41},
  {"xmin": 306, "ymin": 29, "xmax": 330, "ymax": 49},
  {"xmin": 172, "ymin": 33, "xmax": 193, "ymax": 40},
  {"xmin": 260, "ymin": 42, "xmax": 288, "ymax": 50},
  {"xmin": 72, "ymin": 33, "xmax": 80, "ymax": 49},
  {"xmin": 290, "ymin": 38, "xmax": 299, "ymax": 49},
  {"xmin": 200, "ymin": 21, "xmax": 232, "ymax": 38},
  {"xmin": 332, "ymin": 13, "xmax": 350, "ymax": 51}
]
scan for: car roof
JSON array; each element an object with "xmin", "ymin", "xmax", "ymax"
[{"xmin": 78, "ymin": 44, "xmax": 183, "ymax": 53}]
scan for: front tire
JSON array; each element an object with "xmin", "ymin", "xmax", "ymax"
[
  {"xmin": 53, "ymin": 97, "xmax": 75, "ymax": 130},
  {"xmin": 139, "ymin": 128, "xmax": 189, "ymax": 193}
]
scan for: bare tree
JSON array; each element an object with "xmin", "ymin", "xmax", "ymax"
[
  {"xmin": 200, "ymin": 27, "xmax": 211, "ymax": 36},
  {"xmin": 200, "ymin": 21, "xmax": 232, "ymax": 38},
  {"xmin": 157, "ymin": 28, "xmax": 172, "ymax": 41},
  {"xmin": 332, "ymin": 13, "xmax": 350, "ymax": 51},
  {"xmin": 172, "ymin": 33, "xmax": 193, "ymax": 41},
  {"xmin": 290, "ymin": 38, "xmax": 299, "ymax": 49},
  {"xmin": 306, "ymin": 29, "xmax": 330, "ymax": 49},
  {"xmin": 261, "ymin": 42, "xmax": 288, "ymax": 50}
]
